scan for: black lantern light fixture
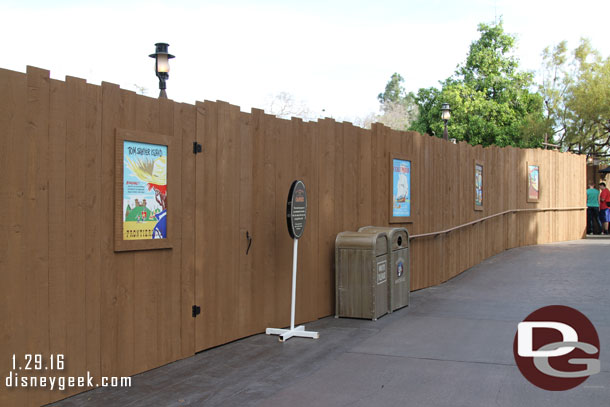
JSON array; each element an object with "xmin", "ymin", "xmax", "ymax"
[
  {"xmin": 149, "ymin": 43, "xmax": 175, "ymax": 99},
  {"xmin": 441, "ymin": 103, "xmax": 451, "ymax": 141}
]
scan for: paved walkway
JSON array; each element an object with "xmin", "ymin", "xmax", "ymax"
[{"xmin": 53, "ymin": 239, "xmax": 610, "ymax": 407}]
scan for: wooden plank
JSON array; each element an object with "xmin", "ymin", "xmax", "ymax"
[
  {"xmin": 249, "ymin": 109, "xmax": 274, "ymax": 329},
  {"xmin": 218, "ymin": 101, "xmax": 240, "ymax": 341},
  {"xmin": 317, "ymin": 118, "xmax": 336, "ymax": 316},
  {"xmin": 343, "ymin": 122, "xmax": 359, "ymax": 232},
  {"xmin": 370, "ymin": 124, "xmax": 381, "ymax": 226},
  {"xmin": 63, "ymin": 76, "xmax": 88, "ymax": 394},
  {"xmin": 84, "ymin": 82, "xmax": 103, "ymax": 380},
  {"xmin": 260, "ymin": 111, "xmax": 278, "ymax": 326},
  {"xmin": 194, "ymin": 101, "xmax": 210, "ymax": 350},
  {"xmin": 179, "ymin": 102, "xmax": 196, "ymax": 357},
  {"xmin": 432, "ymin": 137, "xmax": 443, "ymax": 285},
  {"xmin": 47, "ymin": 78, "xmax": 67, "ymax": 377},
  {"xmin": 0, "ymin": 68, "xmax": 28, "ymax": 407},
  {"xmin": 24, "ymin": 66, "xmax": 51, "ymax": 406},
  {"xmin": 157, "ymin": 96, "xmax": 181, "ymax": 364},
  {"xmin": 358, "ymin": 126, "xmax": 372, "ymax": 227},
  {"xmin": 307, "ymin": 119, "xmax": 320, "ymax": 323},
  {"xmin": 238, "ymin": 112, "xmax": 255, "ymax": 334},
  {"xmin": 197, "ymin": 100, "xmax": 219, "ymax": 349},
  {"xmin": 274, "ymin": 116, "xmax": 293, "ymax": 328},
  {"xmin": 409, "ymin": 131, "xmax": 422, "ymax": 289},
  {"xmin": 326, "ymin": 119, "xmax": 344, "ymax": 316}
]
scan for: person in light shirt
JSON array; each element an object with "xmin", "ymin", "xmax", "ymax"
[{"xmin": 586, "ymin": 183, "xmax": 601, "ymax": 235}]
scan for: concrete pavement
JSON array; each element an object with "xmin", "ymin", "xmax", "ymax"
[{"xmin": 51, "ymin": 238, "xmax": 610, "ymax": 407}]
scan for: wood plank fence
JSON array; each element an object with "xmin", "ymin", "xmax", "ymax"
[{"xmin": 0, "ymin": 67, "xmax": 586, "ymax": 406}]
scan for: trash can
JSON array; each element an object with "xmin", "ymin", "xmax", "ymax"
[
  {"xmin": 358, "ymin": 226, "xmax": 410, "ymax": 312},
  {"xmin": 335, "ymin": 231, "xmax": 389, "ymax": 320}
]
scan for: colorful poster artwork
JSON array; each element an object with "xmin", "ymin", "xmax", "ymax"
[
  {"xmin": 392, "ymin": 159, "xmax": 411, "ymax": 218},
  {"xmin": 475, "ymin": 164, "xmax": 483, "ymax": 207},
  {"xmin": 123, "ymin": 141, "xmax": 168, "ymax": 240},
  {"xmin": 528, "ymin": 165, "xmax": 540, "ymax": 201}
]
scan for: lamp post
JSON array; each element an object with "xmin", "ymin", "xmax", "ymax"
[
  {"xmin": 441, "ymin": 103, "xmax": 451, "ymax": 141},
  {"xmin": 149, "ymin": 43, "xmax": 175, "ymax": 99}
]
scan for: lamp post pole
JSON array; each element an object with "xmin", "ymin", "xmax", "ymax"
[{"xmin": 441, "ymin": 103, "xmax": 451, "ymax": 141}]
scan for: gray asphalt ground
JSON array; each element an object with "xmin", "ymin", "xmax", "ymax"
[{"xmin": 51, "ymin": 238, "xmax": 610, "ymax": 407}]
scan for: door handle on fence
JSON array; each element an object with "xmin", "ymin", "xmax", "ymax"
[{"xmin": 246, "ymin": 231, "xmax": 253, "ymax": 255}]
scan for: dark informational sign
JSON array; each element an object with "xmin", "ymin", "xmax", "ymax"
[{"xmin": 286, "ymin": 180, "xmax": 307, "ymax": 239}]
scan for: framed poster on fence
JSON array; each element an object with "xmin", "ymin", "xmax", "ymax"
[
  {"xmin": 115, "ymin": 129, "xmax": 173, "ymax": 252},
  {"xmin": 527, "ymin": 162, "xmax": 540, "ymax": 203},
  {"xmin": 390, "ymin": 154, "xmax": 413, "ymax": 223},
  {"xmin": 474, "ymin": 160, "xmax": 484, "ymax": 211}
]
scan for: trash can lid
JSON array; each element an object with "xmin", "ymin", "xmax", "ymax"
[
  {"xmin": 358, "ymin": 226, "xmax": 409, "ymax": 250},
  {"xmin": 335, "ymin": 231, "xmax": 388, "ymax": 255}
]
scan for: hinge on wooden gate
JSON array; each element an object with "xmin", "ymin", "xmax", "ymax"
[
  {"xmin": 192, "ymin": 305, "xmax": 201, "ymax": 318},
  {"xmin": 193, "ymin": 142, "xmax": 202, "ymax": 154}
]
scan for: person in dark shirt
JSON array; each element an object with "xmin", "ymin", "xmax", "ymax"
[{"xmin": 599, "ymin": 182, "xmax": 610, "ymax": 234}]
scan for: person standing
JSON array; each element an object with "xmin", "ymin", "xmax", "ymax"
[
  {"xmin": 599, "ymin": 182, "xmax": 610, "ymax": 234},
  {"xmin": 587, "ymin": 183, "xmax": 601, "ymax": 234}
]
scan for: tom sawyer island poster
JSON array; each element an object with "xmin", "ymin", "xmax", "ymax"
[
  {"xmin": 123, "ymin": 140, "xmax": 168, "ymax": 240},
  {"xmin": 392, "ymin": 158, "xmax": 411, "ymax": 218}
]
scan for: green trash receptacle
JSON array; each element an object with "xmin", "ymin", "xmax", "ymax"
[
  {"xmin": 358, "ymin": 226, "xmax": 410, "ymax": 312},
  {"xmin": 335, "ymin": 231, "xmax": 389, "ymax": 320}
]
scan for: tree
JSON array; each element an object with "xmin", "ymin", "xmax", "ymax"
[
  {"xmin": 264, "ymin": 91, "xmax": 314, "ymax": 120},
  {"xmin": 376, "ymin": 73, "xmax": 418, "ymax": 130},
  {"xmin": 133, "ymin": 84, "xmax": 148, "ymax": 96},
  {"xmin": 540, "ymin": 39, "xmax": 610, "ymax": 155},
  {"xmin": 410, "ymin": 20, "xmax": 546, "ymax": 147}
]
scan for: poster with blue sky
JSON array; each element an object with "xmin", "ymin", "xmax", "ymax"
[
  {"xmin": 528, "ymin": 164, "xmax": 540, "ymax": 201},
  {"xmin": 123, "ymin": 141, "xmax": 168, "ymax": 240},
  {"xmin": 392, "ymin": 158, "xmax": 411, "ymax": 218}
]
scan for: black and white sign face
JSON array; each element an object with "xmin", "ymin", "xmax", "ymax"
[{"xmin": 286, "ymin": 180, "xmax": 307, "ymax": 239}]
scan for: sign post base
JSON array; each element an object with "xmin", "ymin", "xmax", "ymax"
[
  {"xmin": 265, "ymin": 326, "xmax": 319, "ymax": 342},
  {"xmin": 266, "ymin": 237, "xmax": 319, "ymax": 342}
]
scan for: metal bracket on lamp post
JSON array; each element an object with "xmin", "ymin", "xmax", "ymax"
[{"xmin": 157, "ymin": 72, "xmax": 168, "ymax": 99}]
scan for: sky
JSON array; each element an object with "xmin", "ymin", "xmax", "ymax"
[{"xmin": 1, "ymin": 0, "xmax": 609, "ymax": 122}]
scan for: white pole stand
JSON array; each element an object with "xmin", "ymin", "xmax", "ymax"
[{"xmin": 266, "ymin": 238, "xmax": 319, "ymax": 342}]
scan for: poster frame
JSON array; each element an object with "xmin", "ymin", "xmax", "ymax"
[
  {"xmin": 474, "ymin": 160, "xmax": 484, "ymax": 211},
  {"xmin": 114, "ymin": 128, "xmax": 173, "ymax": 252},
  {"xmin": 389, "ymin": 153, "xmax": 414, "ymax": 224},
  {"xmin": 526, "ymin": 162, "xmax": 541, "ymax": 203}
]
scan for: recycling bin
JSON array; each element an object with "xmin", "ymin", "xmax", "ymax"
[
  {"xmin": 358, "ymin": 226, "xmax": 410, "ymax": 312},
  {"xmin": 335, "ymin": 231, "xmax": 389, "ymax": 320}
]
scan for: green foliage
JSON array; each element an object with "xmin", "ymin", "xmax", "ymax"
[
  {"xmin": 410, "ymin": 20, "xmax": 546, "ymax": 147},
  {"xmin": 541, "ymin": 39, "xmax": 610, "ymax": 154},
  {"xmin": 377, "ymin": 73, "xmax": 418, "ymax": 130}
]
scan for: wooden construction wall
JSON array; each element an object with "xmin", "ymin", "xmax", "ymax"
[{"xmin": 0, "ymin": 67, "xmax": 586, "ymax": 406}]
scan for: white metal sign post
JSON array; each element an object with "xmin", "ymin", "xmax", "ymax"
[{"xmin": 266, "ymin": 180, "xmax": 319, "ymax": 342}]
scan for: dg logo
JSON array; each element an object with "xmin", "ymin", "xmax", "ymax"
[{"xmin": 513, "ymin": 305, "xmax": 601, "ymax": 391}]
